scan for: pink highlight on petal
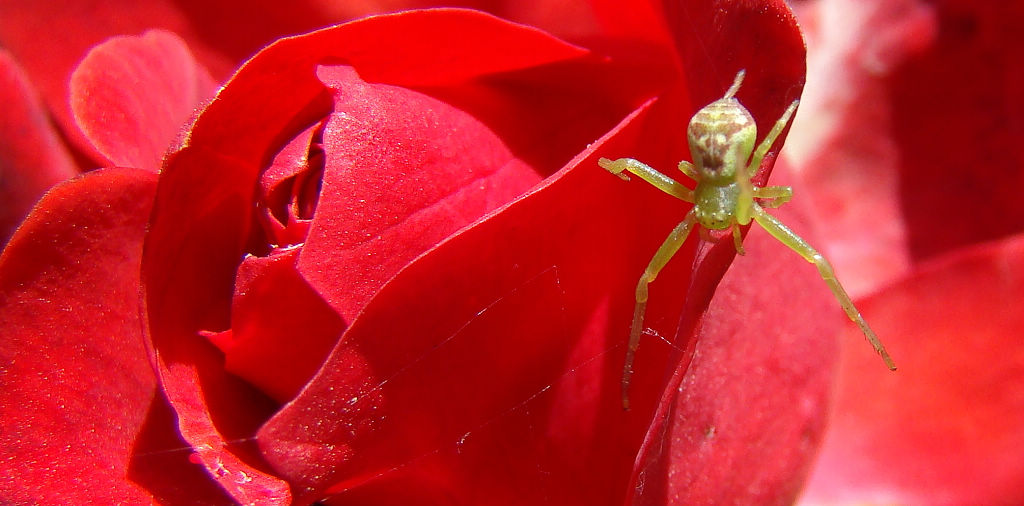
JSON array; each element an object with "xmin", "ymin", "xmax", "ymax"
[
  {"xmin": 70, "ymin": 29, "xmax": 217, "ymax": 170},
  {"xmin": 802, "ymin": 234, "xmax": 1024, "ymax": 505},
  {"xmin": 785, "ymin": 0, "xmax": 937, "ymax": 296}
]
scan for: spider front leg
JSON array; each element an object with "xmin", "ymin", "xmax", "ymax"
[
  {"xmin": 731, "ymin": 226, "xmax": 747, "ymax": 256},
  {"xmin": 623, "ymin": 211, "xmax": 698, "ymax": 410},
  {"xmin": 750, "ymin": 204, "xmax": 897, "ymax": 370},
  {"xmin": 599, "ymin": 158, "xmax": 694, "ymax": 202}
]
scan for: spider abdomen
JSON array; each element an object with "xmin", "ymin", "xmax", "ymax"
[{"xmin": 687, "ymin": 99, "xmax": 756, "ymax": 184}]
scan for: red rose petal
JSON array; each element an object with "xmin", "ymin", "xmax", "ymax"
[
  {"xmin": 0, "ymin": 49, "xmax": 77, "ymax": 244},
  {"xmin": 70, "ymin": 29, "xmax": 217, "ymax": 170},
  {"xmin": 142, "ymin": 9, "xmax": 601, "ymax": 503},
  {"xmin": 257, "ymin": 98, "xmax": 697, "ymax": 504},
  {"xmin": 0, "ymin": 168, "xmax": 158, "ymax": 502},
  {"xmin": 260, "ymin": 122, "xmax": 321, "ymax": 197},
  {"xmin": 505, "ymin": 0, "xmax": 674, "ymax": 50},
  {"xmin": 159, "ymin": 0, "xmax": 347, "ymax": 66},
  {"xmin": 297, "ymin": 64, "xmax": 542, "ymax": 321},
  {"xmin": 0, "ymin": 1, "xmax": 212, "ymax": 165},
  {"xmin": 0, "ymin": 0, "xmax": 346, "ymax": 160},
  {"xmin": 666, "ymin": 0, "xmax": 806, "ymax": 128},
  {"xmin": 258, "ymin": 121, "xmax": 323, "ymax": 247},
  {"xmin": 219, "ymin": 248, "xmax": 345, "ymax": 403},
  {"xmin": 144, "ymin": 148, "xmax": 294, "ymax": 504},
  {"xmin": 305, "ymin": 10, "xmax": 588, "ymax": 87},
  {"xmin": 801, "ymin": 233, "xmax": 1024, "ymax": 505},
  {"xmin": 125, "ymin": 391, "xmax": 236, "ymax": 504},
  {"xmin": 138, "ymin": 5, "xmax": 810, "ymax": 503}
]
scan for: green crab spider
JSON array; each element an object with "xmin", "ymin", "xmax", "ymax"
[{"xmin": 600, "ymin": 69, "xmax": 896, "ymax": 410}]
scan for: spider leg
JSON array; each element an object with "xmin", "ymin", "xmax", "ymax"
[
  {"xmin": 623, "ymin": 210, "xmax": 698, "ymax": 410},
  {"xmin": 753, "ymin": 185, "xmax": 793, "ymax": 208},
  {"xmin": 731, "ymin": 225, "xmax": 746, "ymax": 255},
  {"xmin": 735, "ymin": 167, "xmax": 756, "ymax": 226},
  {"xmin": 750, "ymin": 204, "xmax": 897, "ymax": 370},
  {"xmin": 723, "ymin": 69, "xmax": 746, "ymax": 99},
  {"xmin": 737, "ymin": 100, "xmax": 799, "ymax": 225},
  {"xmin": 599, "ymin": 158, "xmax": 695, "ymax": 202},
  {"xmin": 748, "ymin": 100, "xmax": 800, "ymax": 178},
  {"xmin": 678, "ymin": 160, "xmax": 698, "ymax": 181}
]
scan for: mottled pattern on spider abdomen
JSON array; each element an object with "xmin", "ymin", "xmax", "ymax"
[{"xmin": 687, "ymin": 99, "xmax": 756, "ymax": 183}]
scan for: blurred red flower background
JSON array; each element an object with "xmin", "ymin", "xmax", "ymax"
[{"xmin": 1, "ymin": 0, "xmax": 1022, "ymax": 504}]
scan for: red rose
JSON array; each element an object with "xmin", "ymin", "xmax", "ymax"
[{"xmin": 3, "ymin": 2, "xmax": 867, "ymax": 504}]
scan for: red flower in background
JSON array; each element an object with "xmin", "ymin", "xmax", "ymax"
[{"xmin": 785, "ymin": 0, "xmax": 1024, "ymax": 504}]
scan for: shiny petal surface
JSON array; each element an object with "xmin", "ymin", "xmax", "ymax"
[
  {"xmin": 0, "ymin": 168, "xmax": 157, "ymax": 502},
  {"xmin": 297, "ymin": 64, "xmax": 542, "ymax": 322}
]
